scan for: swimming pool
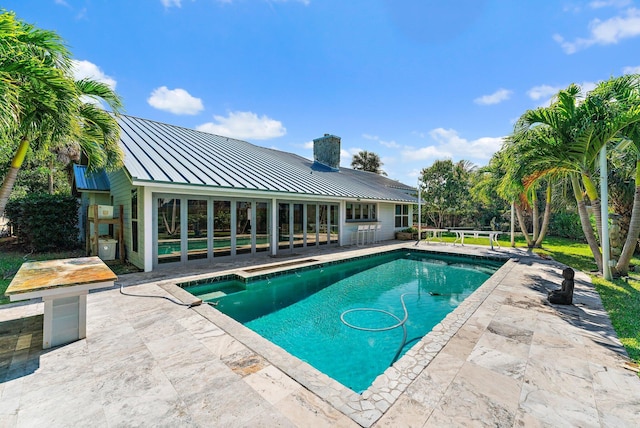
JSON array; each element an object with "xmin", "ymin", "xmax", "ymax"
[{"xmin": 183, "ymin": 250, "xmax": 503, "ymax": 392}]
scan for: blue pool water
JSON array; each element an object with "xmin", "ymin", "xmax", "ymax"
[{"xmin": 184, "ymin": 251, "xmax": 502, "ymax": 392}]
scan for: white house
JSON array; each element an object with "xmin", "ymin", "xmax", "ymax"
[{"xmin": 75, "ymin": 115, "xmax": 417, "ymax": 272}]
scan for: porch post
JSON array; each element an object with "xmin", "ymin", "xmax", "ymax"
[{"xmin": 271, "ymin": 198, "xmax": 278, "ymax": 256}]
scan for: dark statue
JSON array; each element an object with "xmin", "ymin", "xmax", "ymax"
[{"xmin": 548, "ymin": 267, "xmax": 575, "ymax": 305}]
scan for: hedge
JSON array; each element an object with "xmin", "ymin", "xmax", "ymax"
[{"xmin": 5, "ymin": 193, "xmax": 80, "ymax": 252}]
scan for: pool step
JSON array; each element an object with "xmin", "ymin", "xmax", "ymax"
[
  {"xmin": 197, "ymin": 283, "xmax": 245, "ymax": 301},
  {"xmin": 198, "ymin": 290, "xmax": 229, "ymax": 301}
]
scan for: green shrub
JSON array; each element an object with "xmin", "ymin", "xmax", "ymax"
[
  {"xmin": 5, "ymin": 193, "xmax": 80, "ymax": 252},
  {"xmin": 548, "ymin": 212, "xmax": 585, "ymax": 241}
]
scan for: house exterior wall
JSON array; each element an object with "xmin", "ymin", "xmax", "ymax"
[
  {"xmin": 103, "ymin": 178, "xmax": 415, "ymax": 272},
  {"xmin": 107, "ymin": 169, "xmax": 137, "ymax": 266},
  {"xmin": 78, "ymin": 191, "xmax": 111, "ymax": 240}
]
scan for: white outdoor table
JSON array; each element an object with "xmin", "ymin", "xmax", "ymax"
[
  {"xmin": 422, "ymin": 228, "xmax": 448, "ymax": 244},
  {"xmin": 5, "ymin": 256, "xmax": 117, "ymax": 349},
  {"xmin": 452, "ymin": 230, "xmax": 501, "ymax": 250}
]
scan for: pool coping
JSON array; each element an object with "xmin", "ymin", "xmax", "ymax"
[{"xmin": 162, "ymin": 245, "xmax": 516, "ymax": 427}]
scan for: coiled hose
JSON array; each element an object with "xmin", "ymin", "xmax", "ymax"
[{"xmin": 340, "ymin": 292, "xmax": 420, "ymax": 365}]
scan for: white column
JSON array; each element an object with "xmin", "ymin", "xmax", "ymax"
[
  {"xmin": 143, "ymin": 187, "xmax": 154, "ymax": 272},
  {"xmin": 338, "ymin": 200, "xmax": 346, "ymax": 246},
  {"xmin": 271, "ymin": 198, "xmax": 278, "ymax": 256},
  {"xmin": 600, "ymin": 147, "xmax": 612, "ymax": 280},
  {"xmin": 417, "ymin": 179, "xmax": 421, "ymax": 243}
]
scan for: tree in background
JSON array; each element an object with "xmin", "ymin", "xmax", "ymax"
[
  {"xmin": 351, "ymin": 150, "xmax": 387, "ymax": 176},
  {"xmin": 499, "ymin": 126, "xmax": 558, "ymax": 248},
  {"xmin": 470, "ymin": 150, "xmax": 512, "ymax": 233},
  {"xmin": 420, "ymin": 159, "xmax": 475, "ymax": 228},
  {"xmin": 0, "ymin": 11, "xmax": 124, "ymax": 217}
]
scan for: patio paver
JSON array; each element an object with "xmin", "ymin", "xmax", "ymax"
[{"xmin": 1, "ymin": 242, "xmax": 639, "ymax": 427}]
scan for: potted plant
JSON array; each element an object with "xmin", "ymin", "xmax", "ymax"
[{"xmin": 395, "ymin": 227, "xmax": 418, "ymax": 240}]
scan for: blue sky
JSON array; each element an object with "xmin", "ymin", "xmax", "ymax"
[{"xmin": 6, "ymin": 0, "xmax": 640, "ymax": 186}]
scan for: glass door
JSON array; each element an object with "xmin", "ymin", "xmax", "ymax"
[
  {"xmin": 187, "ymin": 199, "xmax": 208, "ymax": 260},
  {"xmin": 214, "ymin": 200, "xmax": 231, "ymax": 257},
  {"xmin": 318, "ymin": 204, "xmax": 328, "ymax": 245},
  {"xmin": 278, "ymin": 203, "xmax": 290, "ymax": 250},
  {"xmin": 157, "ymin": 198, "xmax": 181, "ymax": 264},
  {"xmin": 293, "ymin": 203, "xmax": 304, "ymax": 248},
  {"xmin": 306, "ymin": 203, "xmax": 317, "ymax": 246},
  {"xmin": 236, "ymin": 201, "xmax": 252, "ymax": 255},
  {"xmin": 255, "ymin": 202, "xmax": 269, "ymax": 253}
]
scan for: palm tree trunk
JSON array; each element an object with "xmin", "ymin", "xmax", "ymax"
[
  {"xmin": 534, "ymin": 183, "xmax": 552, "ymax": 247},
  {"xmin": 531, "ymin": 186, "xmax": 540, "ymax": 243},
  {"xmin": 615, "ymin": 161, "xmax": 640, "ymax": 276},
  {"xmin": 0, "ymin": 136, "xmax": 29, "ymax": 217},
  {"xmin": 572, "ymin": 174, "xmax": 603, "ymax": 272},
  {"xmin": 515, "ymin": 203, "xmax": 533, "ymax": 247}
]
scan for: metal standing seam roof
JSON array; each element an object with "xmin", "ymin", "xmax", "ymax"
[
  {"xmin": 72, "ymin": 164, "xmax": 110, "ymax": 191},
  {"xmin": 117, "ymin": 115, "xmax": 417, "ymax": 203}
]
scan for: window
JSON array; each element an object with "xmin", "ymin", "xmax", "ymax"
[
  {"xmin": 395, "ymin": 204, "xmax": 409, "ymax": 228},
  {"xmin": 346, "ymin": 203, "xmax": 377, "ymax": 221}
]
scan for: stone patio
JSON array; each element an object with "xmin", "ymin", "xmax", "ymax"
[{"xmin": 1, "ymin": 242, "xmax": 639, "ymax": 427}]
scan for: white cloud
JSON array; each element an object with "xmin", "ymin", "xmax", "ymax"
[
  {"xmin": 554, "ymin": 8, "xmax": 640, "ymax": 54},
  {"xmin": 527, "ymin": 81, "xmax": 597, "ymax": 107},
  {"xmin": 196, "ymin": 111, "xmax": 286, "ymax": 140},
  {"xmin": 362, "ymin": 133, "xmax": 401, "ymax": 148},
  {"xmin": 341, "ymin": 148, "xmax": 357, "ymax": 166},
  {"xmin": 623, "ymin": 65, "xmax": 640, "ymax": 74},
  {"xmin": 581, "ymin": 80, "xmax": 598, "ymax": 94},
  {"xmin": 71, "ymin": 60, "xmax": 117, "ymax": 89},
  {"xmin": 161, "ymin": 0, "xmax": 182, "ymax": 7},
  {"xmin": 527, "ymin": 84, "xmax": 563, "ymax": 101},
  {"xmin": 271, "ymin": 0, "xmax": 311, "ymax": 5},
  {"xmin": 473, "ymin": 88, "xmax": 513, "ymax": 105},
  {"xmin": 147, "ymin": 86, "xmax": 204, "ymax": 115},
  {"xmin": 161, "ymin": 0, "xmax": 308, "ymax": 7},
  {"xmin": 402, "ymin": 128, "xmax": 503, "ymax": 163},
  {"xmin": 590, "ymin": 0, "xmax": 631, "ymax": 9},
  {"xmin": 407, "ymin": 145, "xmax": 452, "ymax": 161},
  {"xmin": 380, "ymin": 140, "xmax": 401, "ymax": 149}
]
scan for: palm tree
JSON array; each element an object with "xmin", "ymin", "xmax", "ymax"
[
  {"xmin": 69, "ymin": 78, "xmax": 124, "ymax": 170},
  {"xmin": 512, "ymin": 76, "xmax": 640, "ymax": 272},
  {"xmin": 513, "ymin": 84, "xmax": 604, "ymax": 270},
  {"xmin": 600, "ymin": 76, "xmax": 640, "ymax": 275},
  {"xmin": 0, "ymin": 12, "xmax": 124, "ymax": 217},
  {"xmin": 500, "ymin": 126, "xmax": 557, "ymax": 248},
  {"xmin": 351, "ymin": 150, "xmax": 387, "ymax": 175}
]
